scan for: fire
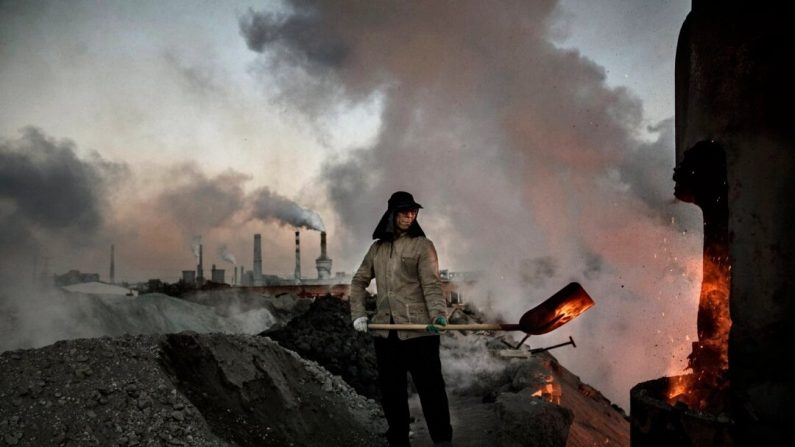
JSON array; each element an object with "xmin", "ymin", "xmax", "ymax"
[
  {"xmin": 665, "ymin": 375, "xmax": 691, "ymax": 403},
  {"xmin": 531, "ymin": 375, "xmax": 561, "ymax": 405},
  {"xmin": 664, "ymin": 249, "xmax": 731, "ymax": 412}
]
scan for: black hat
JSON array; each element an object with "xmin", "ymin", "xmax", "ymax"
[
  {"xmin": 387, "ymin": 191, "xmax": 423, "ymax": 211},
  {"xmin": 372, "ymin": 191, "xmax": 426, "ymax": 240}
]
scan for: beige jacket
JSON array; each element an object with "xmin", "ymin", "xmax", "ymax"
[{"xmin": 350, "ymin": 233, "xmax": 446, "ymax": 340}]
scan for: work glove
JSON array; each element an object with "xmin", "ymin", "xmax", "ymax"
[
  {"xmin": 353, "ymin": 316, "xmax": 369, "ymax": 333},
  {"xmin": 425, "ymin": 316, "xmax": 448, "ymax": 334}
]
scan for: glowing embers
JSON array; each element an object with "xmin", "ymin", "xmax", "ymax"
[{"xmin": 530, "ymin": 375, "xmax": 562, "ymax": 405}]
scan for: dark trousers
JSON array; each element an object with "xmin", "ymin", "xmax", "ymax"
[{"xmin": 374, "ymin": 331, "xmax": 452, "ymax": 446}]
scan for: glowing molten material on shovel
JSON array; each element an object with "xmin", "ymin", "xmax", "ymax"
[
  {"xmin": 367, "ymin": 282, "xmax": 595, "ymax": 335},
  {"xmin": 519, "ymin": 282, "xmax": 595, "ymax": 335}
]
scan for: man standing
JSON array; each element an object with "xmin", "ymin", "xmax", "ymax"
[{"xmin": 350, "ymin": 191, "xmax": 453, "ymax": 447}]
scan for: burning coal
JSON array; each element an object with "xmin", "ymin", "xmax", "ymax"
[{"xmin": 250, "ymin": 187, "xmax": 325, "ymax": 231}]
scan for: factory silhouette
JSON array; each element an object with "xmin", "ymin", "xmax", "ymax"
[{"xmin": 180, "ymin": 230, "xmax": 350, "ymax": 298}]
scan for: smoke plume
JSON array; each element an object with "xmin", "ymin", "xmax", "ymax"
[
  {"xmin": 240, "ymin": 1, "xmax": 703, "ymax": 409},
  {"xmin": 219, "ymin": 245, "xmax": 237, "ymax": 265},
  {"xmin": 191, "ymin": 235, "xmax": 202, "ymax": 260},
  {"xmin": 250, "ymin": 187, "xmax": 325, "ymax": 231},
  {"xmin": 0, "ymin": 127, "xmax": 127, "ymax": 281},
  {"xmin": 156, "ymin": 164, "xmax": 248, "ymax": 237}
]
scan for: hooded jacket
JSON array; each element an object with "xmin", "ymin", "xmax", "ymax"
[{"xmin": 350, "ymin": 210, "xmax": 446, "ymax": 340}]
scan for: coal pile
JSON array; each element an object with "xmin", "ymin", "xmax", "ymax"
[
  {"xmin": 262, "ymin": 295, "xmax": 381, "ymax": 401},
  {"xmin": 0, "ymin": 333, "xmax": 386, "ymax": 447},
  {"xmin": 0, "ymin": 335, "xmax": 225, "ymax": 446}
]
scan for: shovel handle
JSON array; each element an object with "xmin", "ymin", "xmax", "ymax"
[{"xmin": 367, "ymin": 323, "xmax": 521, "ymax": 331}]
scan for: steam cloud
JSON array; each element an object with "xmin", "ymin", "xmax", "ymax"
[
  {"xmin": 250, "ymin": 187, "xmax": 326, "ymax": 231},
  {"xmin": 240, "ymin": 1, "xmax": 703, "ymax": 409}
]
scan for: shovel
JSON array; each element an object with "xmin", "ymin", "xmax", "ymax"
[{"xmin": 367, "ymin": 282, "xmax": 595, "ymax": 335}]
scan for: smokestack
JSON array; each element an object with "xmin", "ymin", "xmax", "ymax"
[
  {"xmin": 233, "ymin": 265, "xmax": 238, "ymax": 286},
  {"xmin": 294, "ymin": 230, "xmax": 301, "ymax": 283},
  {"xmin": 253, "ymin": 234, "xmax": 263, "ymax": 286},
  {"xmin": 197, "ymin": 244, "xmax": 204, "ymax": 284},
  {"xmin": 316, "ymin": 231, "xmax": 332, "ymax": 279},
  {"xmin": 110, "ymin": 244, "xmax": 115, "ymax": 284}
]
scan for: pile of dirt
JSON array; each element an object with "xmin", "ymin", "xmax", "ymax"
[
  {"xmin": 262, "ymin": 295, "xmax": 381, "ymax": 401},
  {"xmin": 0, "ymin": 333, "xmax": 386, "ymax": 446}
]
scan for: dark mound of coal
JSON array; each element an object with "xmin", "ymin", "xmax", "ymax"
[{"xmin": 261, "ymin": 295, "xmax": 381, "ymax": 401}]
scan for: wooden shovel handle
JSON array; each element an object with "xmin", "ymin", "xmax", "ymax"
[{"xmin": 367, "ymin": 323, "xmax": 521, "ymax": 331}]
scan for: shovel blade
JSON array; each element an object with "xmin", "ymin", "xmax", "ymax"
[{"xmin": 519, "ymin": 282, "xmax": 594, "ymax": 335}]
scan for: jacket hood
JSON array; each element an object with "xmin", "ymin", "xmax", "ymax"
[{"xmin": 372, "ymin": 209, "xmax": 426, "ymax": 240}]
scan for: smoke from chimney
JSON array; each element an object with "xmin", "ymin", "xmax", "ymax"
[
  {"xmin": 191, "ymin": 235, "xmax": 201, "ymax": 259},
  {"xmin": 250, "ymin": 187, "xmax": 325, "ymax": 231},
  {"xmin": 219, "ymin": 245, "xmax": 237, "ymax": 265}
]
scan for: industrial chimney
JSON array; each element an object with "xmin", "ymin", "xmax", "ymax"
[
  {"xmin": 294, "ymin": 230, "xmax": 301, "ymax": 284},
  {"xmin": 315, "ymin": 231, "xmax": 332, "ymax": 279},
  {"xmin": 109, "ymin": 244, "xmax": 115, "ymax": 284},
  {"xmin": 197, "ymin": 244, "xmax": 204, "ymax": 285},
  {"xmin": 253, "ymin": 234, "xmax": 263, "ymax": 286}
]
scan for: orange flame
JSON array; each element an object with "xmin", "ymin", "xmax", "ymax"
[
  {"xmin": 666, "ymin": 375, "xmax": 691, "ymax": 403},
  {"xmin": 531, "ymin": 375, "xmax": 561, "ymax": 405},
  {"xmin": 665, "ymin": 254, "xmax": 731, "ymax": 412}
]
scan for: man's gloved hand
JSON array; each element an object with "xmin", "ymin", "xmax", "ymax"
[
  {"xmin": 425, "ymin": 316, "xmax": 448, "ymax": 334},
  {"xmin": 353, "ymin": 316, "xmax": 369, "ymax": 333}
]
